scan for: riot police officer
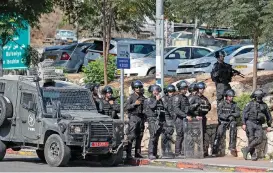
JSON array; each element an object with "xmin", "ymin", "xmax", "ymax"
[
  {"xmin": 100, "ymin": 86, "xmax": 120, "ymax": 119},
  {"xmin": 211, "ymin": 51, "xmax": 238, "ymax": 104},
  {"xmin": 189, "ymin": 82, "xmax": 211, "ymax": 156},
  {"xmin": 188, "ymin": 82, "xmax": 198, "ymax": 102},
  {"xmin": 161, "ymin": 84, "xmax": 176, "ymax": 158},
  {"xmin": 173, "ymin": 80, "xmax": 190, "ymax": 157},
  {"xmin": 212, "ymin": 89, "xmax": 240, "ymax": 157},
  {"xmin": 85, "ymin": 83, "xmax": 102, "ymax": 112},
  {"xmin": 145, "ymin": 84, "xmax": 165, "ymax": 160},
  {"xmin": 242, "ymin": 89, "xmax": 272, "ymax": 161},
  {"xmin": 125, "ymin": 80, "xmax": 146, "ymax": 159}
]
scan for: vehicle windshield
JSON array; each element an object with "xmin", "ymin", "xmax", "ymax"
[
  {"xmin": 144, "ymin": 47, "xmax": 175, "ymax": 58},
  {"xmin": 42, "ymin": 88, "xmax": 96, "ymax": 111},
  {"xmin": 205, "ymin": 45, "xmax": 242, "ymax": 57},
  {"xmin": 59, "ymin": 31, "xmax": 75, "ymax": 37}
]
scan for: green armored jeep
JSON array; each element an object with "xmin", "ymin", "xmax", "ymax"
[{"xmin": 0, "ymin": 74, "xmax": 124, "ymax": 167}]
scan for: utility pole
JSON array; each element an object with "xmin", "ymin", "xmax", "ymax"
[
  {"xmin": 156, "ymin": 0, "xmax": 164, "ymax": 91},
  {"xmin": 193, "ymin": 17, "xmax": 199, "ymax": 46}
]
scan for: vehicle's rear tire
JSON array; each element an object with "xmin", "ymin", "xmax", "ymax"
[
  {"xmin": 100, "ymin": 147, "xmax": 123, "ymax": 167},
  {"xmin": 0, "ymin": 96, "xmax": 13, "ymax": 127},
  {"xmin": 36, "ymin": 150, "xmax": 46, "ymax": 162},
  {"xmin": 0, "ymin": 140, "xmax": 6, "ymax": 161},
  {"xmin": 44, "ymin": 134, "xmax": 71, "ymax": 167},
  {"xmin": 147, "ymin": 68, "xmax": 155, "ymax": 76},
  {"xmin": 76, "ymin": 65, "xmax": 83, "ymax": 73}
]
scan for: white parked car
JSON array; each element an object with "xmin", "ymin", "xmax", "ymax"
[
  {"xmin": 84, "ymin": 38, "xmax": 155, "ymax": 67},
  {"xmin": 123, "ymin": 46, "xmax": 214, "ymax": 77},
  {"xmin": 231, "ymin": 44, "xmax": 273, "ymax": 73},
  {"xmin": 176, "ymin": 45, "xmax": 254, "ymax": 75}
]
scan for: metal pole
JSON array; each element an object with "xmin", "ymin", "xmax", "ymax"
[
  {"xmin": 156, "ymin": 0, "xmax": 164, "ymax": 91},
  {"xmin": 0, "ymin": 46, "xmax": 3, "ymax": 77},
  {"xmin": 120, "ymin": 69, "xmax": 124, "ymax": 121},
  {"xmin": 193, "ymin": 17, "xmax": 198, "ymax": 46}
]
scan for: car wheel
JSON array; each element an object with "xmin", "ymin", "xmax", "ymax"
[
  {"xmin": 147, "ymin": 68, "xmax": 155, "ymax": 76},
  {"xmin": 99, "ymin": 147, "xmax": 123, "ymax": 167},
  {"xmin": 76, "ymin": 65, "xmax": 83, "ymax": 73},
  {"xmin": 0, "ymin": 140, "xmax": 6, "ymax": 161},
  {"xmin": 0, "ymin": 96, "xmax": 13, "ymax": 127},
  {"xmin": 44, "ymin": 134, "xmax": 71, "ymax": 167},
  {"xmin": 36, "ymin": 150, "xmax": 46, "ymax": 162}
]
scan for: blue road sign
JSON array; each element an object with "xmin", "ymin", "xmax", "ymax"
[
  {"xmin": 1, "ymin": 24, "xmax": 30, "ymax": 69},
  {"xmin": 116, "ymin": 43, "xmax": 130, "ymax": 69}
]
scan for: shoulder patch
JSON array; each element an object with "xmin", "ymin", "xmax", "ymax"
[{"xmin": 174, "ymin": 96, "xmax": 179, "ymax": 102}]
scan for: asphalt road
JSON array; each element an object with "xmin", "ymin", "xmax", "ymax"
[{"xmin": 0, "ymin": 155, "xmax": 201, "ymax": 172}]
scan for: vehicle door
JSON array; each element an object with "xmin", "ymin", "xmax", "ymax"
[
  {"xmin": 18, "ymin": 88, "xmax": 40, "ymax": 142},
  {"xmin": 191, "ymin": 48, "xmax": 212, "ymax": 59},
  {"xmin": 164, "ymin": 47, "xmax": 191, "ymax": 75}
]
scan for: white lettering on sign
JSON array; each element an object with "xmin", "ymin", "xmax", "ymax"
[{"xmin": 28, "ymin": 127, "xmax": 35, "ymax": 132}]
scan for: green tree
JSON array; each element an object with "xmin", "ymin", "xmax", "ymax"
[{"xmin": 227, "ymin": 0, "xmax": 273, "ymax": 91}]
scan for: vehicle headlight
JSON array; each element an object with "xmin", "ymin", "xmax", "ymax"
[
  {"xmin": 194, "ymin": 62, "xmax": 211, "ymax": 68},
  {"xmin": 70, "ymin": 124, "xmax": 87, "ymax": 134}
]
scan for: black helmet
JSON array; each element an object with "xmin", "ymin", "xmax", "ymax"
[
  {"xmin": 176, "ymin": 80, "xmax": 188, "ymax": 90},
  {"xmin": 251, "ymin": 89, "xmax": 265, "ymax": 100},
  {"xmin": 215, "ymin": 51, "xmax": 226, "ymax": 59},
  {"xmin": 196, "ymin": 82, "xmax": 206, "ymax": 89},
  {"xmin": 85, "ymin": 83, "xmax": 100, "ymax": 91},
  {"xmin": 102, "ymin": 86, "xmax": 113, "ymax": 95},
  {"xmin": 188, "ymin": 82, "xmax": 198, "ymax": 92},
  {"xmin": 148, "ymin": 84, "xmax": 162, "ymax": 93},
  {"xmin": 131, "ymin": 80, "xmax": 144, "ymax": 90},
  {"xmin": 225, "ymin": 89, "xmax": 236, "ymax": 97},
  {"xmin": 166, "ymin": 84, "xmax": 176, "ymax": 92}
]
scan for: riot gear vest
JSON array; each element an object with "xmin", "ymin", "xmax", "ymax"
[{"xmin": 211, "ymin": 62, "xmax": 233, "ymax": 84}]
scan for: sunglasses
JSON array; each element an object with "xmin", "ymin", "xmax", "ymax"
[{"xmin": 135, "ymin": 86, "xmax": 143, "ymax": 89}]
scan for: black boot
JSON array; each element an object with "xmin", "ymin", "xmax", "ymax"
[
  {"xmin": 135, "ymin": 149, "xmax": 144, "ymax": 158},
  {"xmin": 250, "ymin": 148, "xmax": 258, "ymax": 161},
  {"xmin": 148, "ymin": 154, "xmax": 156, "ymax": 160},
  {"xmin": 230, "ymin": 149, "xmax": 238, "ymax": 157},
  {"xmin": 242, "ymin": 147, "xmax": 249, "ymax": 160},
  {"xmin": 126, "ymin": 143, "xmax": 133, "ymax": 160}
]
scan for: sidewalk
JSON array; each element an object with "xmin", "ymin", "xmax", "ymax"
[{"xmin": 6, "ymin": 149, "xmax": 273, "ymax": 172}]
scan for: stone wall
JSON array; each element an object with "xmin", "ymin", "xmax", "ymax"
[{"xmin": 140, "ymin": 123, "xmax": 273, "ymax": 159}]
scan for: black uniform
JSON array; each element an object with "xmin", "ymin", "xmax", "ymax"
[
  {"xmin": 212, "ymin": 100, "xmax": 240, "ymax": 155},
  {"xmin": 100, "ymin": 99, "xmax": 120, "ymax": 119},
  {"xmin": 242, "ymin": 100, "xmax": 272, "ymax": 160},
  {"xmin": 125, "ymin": 93, "xmax": 146, "ymax": 158},
  {"xmin": 161, "ymin": 94, "xmax": 175, "ymax": 157},
  {"xmin": 173, "ymin": 94, "xmax": 190, "ymax": 155},
  {"xmin": 145, "ymin": 96, "xmax": 166, "ymax": 158},
  {"xmin": 211, "ymin": 61, "xmax": 233, "ymax": 103},
  {"xmin": 189, "ymin": 94, "xmax": 211, "ymax": 155}
]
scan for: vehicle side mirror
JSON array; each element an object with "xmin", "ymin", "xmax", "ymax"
[
  {"xmin": 168, "ymin": 54, "xmax": 176, "ymax": 58},
  {"xmin": 27, "ymin": 101, "xmax": 35, "ymax": 111}
]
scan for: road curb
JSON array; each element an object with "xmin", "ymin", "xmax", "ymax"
[
  {"xmin": 6, "ymin": 150, "xmax": 273, "ymax": 172},
  {"xmin": 6, "ymin": 149, "xmax": 36, "ymax": 156},
  {"xmin": 128, "ymin": 158, "xmax": 273, "ymax": 172}
]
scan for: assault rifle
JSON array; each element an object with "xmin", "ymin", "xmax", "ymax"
[{"xmin": 232, "ymin": 68, "xmax": 245, "ymax": 78}]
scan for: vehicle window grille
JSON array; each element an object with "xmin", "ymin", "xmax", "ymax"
[
  {"xmin": 0, "ymin": 83, "xmax": 5, "ymax": 94},
  {"xmin": 21, "ymin": 93, "xmax": 34, "ymax": 105},
  {"xmin": 90, "ymin": 122, "xmax": 113, "ymax": 137}
]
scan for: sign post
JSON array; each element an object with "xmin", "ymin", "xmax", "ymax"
[{"xmin": 117, "ymin": 43, "xmax": 130, "ymax": 122}]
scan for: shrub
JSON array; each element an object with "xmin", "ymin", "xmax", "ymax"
[
  {"xmin": 234, "ymin": 93, "xmax": 252, "ymax": 125},
  {"xmin": 83, "ymin": 55, "xmax": 116, "ymax": 85},
  {"xmin": 234, "ymin": 93, "xmax": 252, "ymax": 111}
]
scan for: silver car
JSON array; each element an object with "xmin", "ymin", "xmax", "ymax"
[
  {"xmin": 41, "ymin": 43, "xmax": 93, "ymax": 73},
  {"xmin": 231, "ymin": 44, "xmax": 273, "ymax": 73}
]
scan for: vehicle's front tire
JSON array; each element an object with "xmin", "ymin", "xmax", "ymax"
[
  {"xmin": 36, "ymin": 150, "xmax": 46, "ymax": 162},
  {"xmin": 0, "ymin": 140, "xmax": 6, "ymax": 161},
  {"xmin": 44, "ymin": 134, "xmax": 71, "ymax": 167},
  {"xmin": 100, "ymin": 146, "xmax": 123, "ymax": 167}
]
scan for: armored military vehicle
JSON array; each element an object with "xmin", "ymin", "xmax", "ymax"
[{"xmin": 0, "ymin": 60, "xmax": 124, "ymax": 167}]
